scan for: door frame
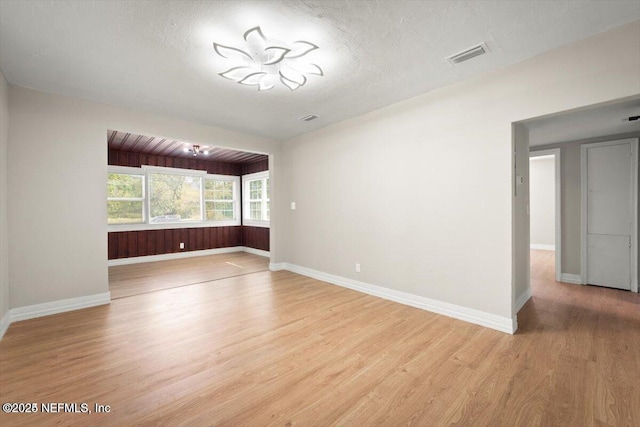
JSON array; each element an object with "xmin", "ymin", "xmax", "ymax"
[
  {"xmin": 529, "ymin": 148, "xmax": 562, "ymax": 282},
  {"xmin": 580, "ymin": 138, "xmax": 638, "ymax": 292}
]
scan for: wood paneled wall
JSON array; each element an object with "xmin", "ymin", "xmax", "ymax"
[
  {"xmin": 241, "ymin": 158, "xmax": 269, "ymax": 175},
  {"xmin": 109, "ymin": 148, "xmax": 242, "ymax": 176},
  {"xmin": 108, "ymin": 226, "xmax": 269, "ymax": 259},
  {"xmin": 243, "ymin": 226, "xmax": 270, "ymax": 252},
  {"xmin": 108, "ymin": 227, "xmax": 243, "ymax": 259}
]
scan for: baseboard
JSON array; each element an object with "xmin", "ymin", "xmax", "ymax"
[
  {"xmin": 530, "ymin": 244, "xmax": 555, "ymax": 251},
  {"xmin": 278, "ymin": 263, "xmax": 516, "ymax": 334},
  {"xmin": 515, "ymin": 288, "xmax": 532, "ymax": 313},
  {"xmin": 108, "ymin": 247, "xmax": 246, "ymax": 266},
  {"xmin": 243, "ymin": 247, "xmax": 270, "ymax": 258},
  {"xmin": 269, "ymin": 262, "xmax": 286, "ymax": 271},
  {"xmin": 560, "ymin": 273, "xmax": 582, "ymax": 285},
  {"xmin": 10, "ymin": 292, "xmax": 112, "ymax": 323},
  {"xmin": 0, "ymin": 310, "xmax": 10, "ymax": 340}
]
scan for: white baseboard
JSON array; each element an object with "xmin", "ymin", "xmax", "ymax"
[
  {"xmin": 530, "ymin": 244, "xmax": 555, "ymax": 251},
  {"xmin": 560, "ymin": 273, "xmax": 582, "ymax": 285},
  {"xmin": 108, "ymin": 246, "xmax": 270, "ymax": 266},
  {"xmin": 0, "ymin": 310, "xmax": 10, "ymax": 340},
  {"xmin": 242, "ymin": 247, "xmax": 270, "ymax": 258},
  {"xmin": 269, "ymin": 262, "xmax": 286, "ymax": 271},
  {"xmin": 10, "ymin": 292, "xmax": 112, "ymax": 323},
  {"xmin": 275, "ymin": 262, "xmax": 516, "ymax": 334},
  {"xmin": 515, "ymin": 288, "xmax": 532, "ymax": 313}
]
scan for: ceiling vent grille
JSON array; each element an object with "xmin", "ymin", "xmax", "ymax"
[
  {"xmin": 299, "ymin": 114, "xmax": 318, "ymax": 122},
  {"xmin": 447, "ymin": 42, "xmax": 488, "ymax": 65}
]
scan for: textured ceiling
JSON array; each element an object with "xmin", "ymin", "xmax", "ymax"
[
  {"xmin": 108, "ymin": 130, "xmax": 268, "ymax": 163},
  {"xmin": 526, "ymin": 98, "xmax": 640, "ymax": 146},
  {"xmin": 1, "ymin": 1, "xmax": 639, "ymax": 140}
]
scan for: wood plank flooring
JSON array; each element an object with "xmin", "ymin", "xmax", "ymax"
[
  {"xmin": 109, "ymin": 252, "xmax": 269, "ymax": 298},
  {"xmin": 1, "ymin": 250, "xmax": 639, "ymax": 426}
]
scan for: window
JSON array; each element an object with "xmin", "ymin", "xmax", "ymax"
[
  {"xmin": 107, "ymin": 166, "xmax": 240, "ymax": 230},
  {"xmin": 243, "ymin": 171, "xmax": 270, "ymax": 227},
  {"xmin": 148, "ymin": 171, "xmax": 202, "ymax": 223},
  {"xmin": 107, "ymin": 171, "xmax": 144, "ymax": 224},
  {"xmin": 204, "ymin": 176, "xmax": 239, "ymax": 222}
]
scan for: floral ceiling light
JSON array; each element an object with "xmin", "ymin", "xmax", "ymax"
[{"xmin": 213, "ymin": 26, "xmax": 323, "ymax": 91}]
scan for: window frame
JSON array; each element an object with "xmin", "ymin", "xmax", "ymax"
[
  {"xmin": 242, "ymin": 171, "xmax": 270, "ymax": 228},
  {"xmin": 107, "ymin": 165, "xmax": 241, "ymax": 231},
  {"xmin": 107, "ymin": 166, "xmax": 146, "ymax": 225},
  {"xmin": 203, "ymin": 174, "xmax": 241, "ymax": 227}
]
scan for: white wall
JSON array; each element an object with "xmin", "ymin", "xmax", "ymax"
[
  {"xmin": 512, "ymin": 124, "xmax": 530, "ymax": 312},
  {"xmin": 274, "ymin": 21, "xmax": 640, "ymax": 321},
  {"xmin": 7, "ymin": 87, "xmax": 279, "ymax": 308},
  {"xmin": 0, "ymin": 69, "xmax": 9, "ymax": 324},
  {"xmin": 529, "ymin": 156, "xmax": 556, "ymax": 248}
]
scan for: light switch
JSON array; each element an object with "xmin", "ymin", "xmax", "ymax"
[{"xmin": 290, "ymin": 202, "xmax": 296, "ymax": 210}]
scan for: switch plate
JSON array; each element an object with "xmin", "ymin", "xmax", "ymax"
[
  {"xmin": 355, "ymin": 263, "xmax": 361, "ymax": 273},
  {"xmin": 290, "ymin": 202, "xmax": 296, "ymax": 210}
]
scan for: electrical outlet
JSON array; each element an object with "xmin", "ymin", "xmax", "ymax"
[
  {"xmin": 355, "ymin": 263, "xmax": 361, "ymax": 273},
  {"xmin": 180, "ymin": 242, "xmax": 185, "ymax": 249}
]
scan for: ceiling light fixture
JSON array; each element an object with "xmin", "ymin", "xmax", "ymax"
[
  {"xmin": 214, "ymin": 26, "xmax": 323, "ymax": 91},
  {"xmin": 183, "ymin": 145, "xmax": 209, "ymax": 157}
]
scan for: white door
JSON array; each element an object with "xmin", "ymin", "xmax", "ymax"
[{"xmin": 582, "ymin": 139, "xmax": 637, "ymax": 291}]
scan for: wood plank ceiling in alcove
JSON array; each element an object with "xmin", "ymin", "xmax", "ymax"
[{"xmin": 108, "ymin": 130, "xmax": 267, "ymax": 163}]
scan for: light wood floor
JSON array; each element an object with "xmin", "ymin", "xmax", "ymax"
[
  {"xmin": 109, "ymin": 252, "xmax": 269, "ymax": 298},
  {"xmin": 1, "ymin": 250, "xmax": 639, "ymax": 426}
]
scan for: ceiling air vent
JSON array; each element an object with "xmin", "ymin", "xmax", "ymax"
[
  {"xmin": 299, "ymin": 114, "xmax": 318, "ymax": 122},
  {"xmin": 447, "ymin": 42, "xmax": 489, "ymax": 65}
]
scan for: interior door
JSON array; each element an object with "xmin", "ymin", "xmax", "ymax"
[{"xmin": 584, "ymin": 140, "xmax": 635, "ymax": 290}]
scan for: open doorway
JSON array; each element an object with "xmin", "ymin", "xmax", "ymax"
[
  {"xmin": 106, "ymin": 130, "xmax": 272, "ymax": 298},
  {"xmin": 529, "ymin": 149, "xmax": 561, "ymax": 288},
  {"xmin": 513, "ymin": 97, "xmax": 640, "ymax": 321}
]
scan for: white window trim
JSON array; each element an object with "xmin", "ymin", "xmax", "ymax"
[
  {"xmin": 204, "ymin": 174, "xmax": 241, "ymax": 226},
  {"xmin": 108, "ymin": 166, "xmax": 241, "ymax": 231},
  {"xmin": 242, "ymin": 171, "xmax": 270, "ymax": 228},
  {"xmin": 107, "ymin": 167, "xmax": 146, "ymax": 226}
]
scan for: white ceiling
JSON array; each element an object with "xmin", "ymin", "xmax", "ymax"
[
  {"xmin": 526, "ymin": 98, "xmax": 640, "ymax": 146},
  {"xmin": 1, "ymin": 1, "xmax": 639, "ymax": 140}
]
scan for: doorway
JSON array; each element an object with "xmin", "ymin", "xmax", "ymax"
[{"xmin": 529, "ymin": 149, "xmax": 561, "ymax": 282}]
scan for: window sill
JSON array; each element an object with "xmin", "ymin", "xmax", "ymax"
[
  {"xmin": 108, "ymin": 221, "xmax": 241, "ymax": 232},
  {"xmin": 242, "ymin": 220, "xmax": 270, "ymax": 228}
]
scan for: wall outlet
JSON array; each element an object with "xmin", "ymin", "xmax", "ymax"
[
  {"xmin": 179, "ymin": 242, "xmax": 185, "ymax": 249},
  {"xmin": 355, "ymin": 263, "xmax": 361, "ymax": 273}
]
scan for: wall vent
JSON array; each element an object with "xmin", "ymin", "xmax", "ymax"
[
  {"xmin": 447, "ymin": 42, "xmax": 489, "ymax": 65},
  {"xmin": 299, "ymin": 114, "xmax": 318, "ymax": 122}
]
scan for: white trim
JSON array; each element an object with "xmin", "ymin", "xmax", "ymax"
[
  {"xmin": 108, "ymin": 165, "xmax": 242, "ymax": 231},
  {"xmin": 515, "ymin": 288, "xmax": 532, "ymax": 313},
  {"xmin": 10, "ymin": 292, "xmax": 111, "ymax": 323},
  {"xmin": 108, "ymin": 246, "xmax": 244, "ymax": 266},
  {"xmin": 108, "ymin": 246, "xmax": 270, "ymax": 266},
  {"xmin": 530, "ymin": 244, "xmax": 555, "ymax": 251},
  {"xmin": 530, "ymin": 148, "xmax": 561, "ymax": 282},
  {"xmin": 269, "ymin": 262, "xmax": 286, "ymax": 271},
  {"xmin": 141, "ymin": 165, "xmax": 207, "ymax": 176},
  {"xmin": 242, "ymin": 247, "xmax": 270, "ymax": 258},
  {"xmin": 242, "ymin": 220, "xmax": 271, "ymax": 228},
  {"xmin": 0, "ymin": 310, "xmax": 10, "ymax": 340},
  {"xmin": 560, "ymin": 273, "xmax": 582, "ymax": 285},
  {"xmin": 581, "ymin": 138, "xmax": 638, "ymax": 292},
  {"xmin": 109, "ymin": 221, "xmax": 240, "ymax": 232},
  {"xmin": 275, "ymin": 262, "xmax": 516, "ymax": 334},
  {"xmin": 242, "ymin": 171, "xmax": 270, "ymax": 228}
]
